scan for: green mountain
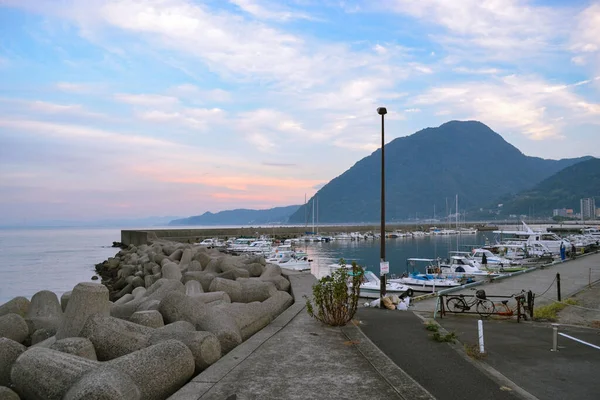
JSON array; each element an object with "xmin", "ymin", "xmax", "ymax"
[
  {"xmin": 168, "ymin": 205, "xmax": 301, "ymax": 226},
  {"xmin": 491, "ymin": 158, "xmax": 600, "ymax": 217},
  {"xmin": 288, "ymin": 121, "xmax": 591, "ymax": 223}
]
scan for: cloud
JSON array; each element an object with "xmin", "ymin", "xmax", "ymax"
[
  {"xmin": 412, "ymin": 75, "xmax": 600, "ymax": 140},
  {"xmin": 114, "ymin": 93, "xmax": 180, "ymax": 107},
  {"xmin": 229, "ymin": 0, "xmax": 314, "ymax": 21},
  {"xmin": 453, "ymin": 67, "xmax": 501, "ymax": 75},
  {"xmin": 168, "ymin": 84, "xmax": 232, "ymax": 103},
  {"xmin": 570, "ymin": 4, "xmax": 600, "ymax": 53},
  {"xmin": 55, "ymin": 82, "xmax": 102, "ymax": 93}
]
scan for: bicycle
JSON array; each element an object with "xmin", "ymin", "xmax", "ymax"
[{"xmin": 445, "ymin": 292, "xmax": 495, "ymax": 317}]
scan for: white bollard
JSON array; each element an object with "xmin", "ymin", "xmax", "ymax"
[
  {"xmin": 551, "ymin": 324, "xmax": 559, "ymax": 352},
  {"xmin": 478, "ymin": 320, "xmax": 485, "ymax": 354}
]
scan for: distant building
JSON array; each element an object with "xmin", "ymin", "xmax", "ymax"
[
  {"xmin": 580, "ymin": 198, "xmax": 596, "ymax": 220},
  {"xmin": 596, "ymin": 208, "xmax": 600, "ymax": 218},
  {"xmin": 553, "ymin": 208, "xmax": 569, "ymax": 217}
]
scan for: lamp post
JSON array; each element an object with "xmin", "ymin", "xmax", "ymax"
[{"xmin": 377, "ymin": 107, "xmax": 387, "ymax": 308}]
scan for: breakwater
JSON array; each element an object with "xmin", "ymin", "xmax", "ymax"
[
  {"xmin": 0, "ymin": 239, "xmax": 293, "ymax": 399},
  {"xmin": 122, "ymin": 223, "xmax": 497, "ymax": 246}
]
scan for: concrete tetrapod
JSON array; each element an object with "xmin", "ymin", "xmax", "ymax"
[
  {"xmin": 0, "ymin": 386, "xmax": 20, "ymax": 400},
  {"xmin": 0, "ymin": 297, "xmax": 30, "ymax": 318},
  {"xmin": 110, "ymin": 278, "xmax": 184, "ymax": 320},
  {"xmin": 159, "ymin": 291, "xmax": 242, "ymax": 354},
  {"xmin": 25, "ymin": 290, "xmax": 63, "ymax": 333},
  {"xmin": 80, "ymin": 314, "xmax": 221, "ymax": 371},
  {"xmin": 11, "ymin": 340, "xmax": 195, "ymax": 400},
  {"xmin": 50, "ymin": 337, "xmax": 98, "ymax": 360},
  {"xmin": 130, "ymin": 310, "xmax": 164, "ymax": 328},
  {"xmin": 56, "ymin": 283, "xmax": 110, "ymax": 340},
  {"xmin": 63, "ymin": 366, "xmax": 141, "ymax": 400},
  {"xmin": 11, "ymin": 347, "xmax": 100, "ymax": 400},
  {"xmin": 208, "ymin": 277, "xmax": 276, "ymax": 303},
  {"xmin": 0, "ymin": 314, "xmax": 29, "ymax": 344},
  {"xmin": 0, "ymin": 337, "xmax": 26, "ymax": 387}
]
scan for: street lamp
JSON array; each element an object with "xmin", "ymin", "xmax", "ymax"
[{"xmin": 377, "ymin": 107, "xmax": 387, "ymax": 308}]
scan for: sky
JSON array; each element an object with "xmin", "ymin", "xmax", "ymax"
[{"xmin": 0, "ymin": 0, "xmax": 599, "ymax": 225}]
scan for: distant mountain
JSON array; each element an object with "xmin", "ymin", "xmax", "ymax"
[
  {"xmin": 288, "ymin": 121, "xmax": 591, "ymax": 223},
  {"xmin": 168, "ymin": 205, "xmax": 301, "ymax": 226},
  {"xmin": 490, "ymin": 158, "xmax": 600, "ymax": 217}
]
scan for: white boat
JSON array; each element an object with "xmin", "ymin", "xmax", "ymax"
[
  {"xmin": 388, "ymin": 258, "xmax": 463, "ymax": 292},
  {"xmin": 267, "ymin": 248, "xmax": 311, "ymax": 271},
  {"xmin": 493, "ymin": 222, "xmax": 570, "ymax": 255},
  {"xmin": 327, "ymin": 264, "xmax": 413, "ymax": 298},
  {"xmin": 195, "ymin": 238, "xmax": 217, "ymax": 247},
  {"xmin": 437, "ymin": 255, "xmax": 501, "ymax": 280}
]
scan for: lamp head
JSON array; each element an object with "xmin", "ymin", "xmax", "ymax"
[{"xmin": 377, "ymin": 107, "xmax": 387, "ymax": 115}]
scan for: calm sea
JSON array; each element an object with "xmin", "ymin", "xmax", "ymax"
[{"xmin": 0, "ymin": 226, "xmax": 494, "ymax": 304}]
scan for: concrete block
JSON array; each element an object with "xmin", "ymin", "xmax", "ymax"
[
  {"xmin": 0, "ymin": 314, "xmax": 29, "ymax": 344},
  {"xmin": 63, "ymin": 366, "xmax": 141, "ymax": 400},
  {"xmin": 168, "ymin": 249, "xmax": 184, "ymax": 262},
  {"xmin": 0, "ymin": 386, "xmax": 19, "ymax": 400},
  {"xmin": 162, "ymin": 262, "xmax": 182, "ymax": 281},
  {"xmin": 11, "ymin": 347, "xmax": 99, "ymax": 400},
  {"xmin": 148, "ymin": 331, "xmax": 221, "ymax": 373},
  {"xmin": 192, "ymin": 251, "xmax": 211, "ymax": 268},
  {"xmin": 114, "ymin": 283, "xmax": 133, "ymax": 299},
  {"xmin": 131, "ymin": 276, "xmax": 145, "ymax": 288},
  {"xmin": 114, "ymin": 293, "xmax": 134, "ymax": 305},
  {"xmin": 0, "ymin": 297, "xmax": 30, "ymax": 318},
  {"xmin": 188, "ymin": 260, "xmax": 203, "ymax": 272},
  {"xmin": 110, "ymin": 278, "xmax": 184, "ymax": 320},
  {"xmin": 56, "ymin": 283, "xmax": 110, "ymax": 340},
  {"xmin": 185, "ymin": 280, "xmax": 203, "ymax": 296},
  {"xmin": 244, "ymin": 255, "xmax": 266, "ymax": 266},
  {"xmin": 136, "ymin": 300, "xmax": 160, "ymax": 312},
  {"xmin": 50, "ymin": 337, "xmax": 97, "ymax": 360},
  {"xmin": 80, "ymin": 314, "xmax": 151, "ymax": 361},
  {"xmin": 106, "ymin": 340, "xmax": 194, "ymax": 400},
  {"xmin": 239, "ymin": 262, "xmax": 264, "ymax": 277},
  {"xmin": 130, "ymin": 310, "xmax": 164, "ymax": 328},
  {"xmin": 209, "ymin": 278, "xmax": 275, "ymax": 303},
  {"xmin": 31, "ymin": 327, "xmax": 57, "ymax": 345},
  {"xmin": 0, "ymin": 338, "xmax": 26, "ymax": 387},
  {"xmin": 157, "ymin": 321, "xmax": 196, "ymax": 334},
  {"xmin": 132, "ymin": 286, "xmax": 146, "ymax": 299},
  {"xmin": 179, "ymin": 248, "xmax": 193, "ymax": 268},
  {"xmin": 60, "ymin": 291, "xmax": 71, "ymax": 312},
  {"xmin": 31, "ymin": 335, "xmax": 56, "ymax": 348},
  {"xmin": 217, "ymin": 268, "xmax": 250, "ymax": 280},
  {"xmin": 159, "ymin": 291, "xmax": 241, "ymax": 354},
  {"xmin": 189, "ymin": 291, "xmax": 231, "ymax": 304},
  {"xmin": 183, "ymin": 271, "xmax": 216, "ymax": 292}
]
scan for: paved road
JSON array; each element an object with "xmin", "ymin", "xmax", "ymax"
[
  {"xmin": 357, "ymin": 308, "xmax": 520, "ymax": 400},
  {"xmin": 437, "ymin": 316, "xmax": 600, "ymax": 400}
]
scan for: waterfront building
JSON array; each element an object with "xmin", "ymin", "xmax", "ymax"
[{"xmin": 580, "ymin": 197, "xmax": 596, "ymax": 220}]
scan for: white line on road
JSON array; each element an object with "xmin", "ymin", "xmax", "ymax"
[{"xmin": 559, "ymin": 333, "xmax": 600, "ymax": 350}]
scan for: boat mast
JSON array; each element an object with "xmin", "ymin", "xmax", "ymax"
[{"xmin": 312, "ymin": 197, "xmax": 315, "ymax": 234}]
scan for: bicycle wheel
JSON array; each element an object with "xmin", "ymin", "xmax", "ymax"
[
  {"xmin": 446, "ymin": 297, "xmax": 467, "ymax": 313},
  {"xmin": 476, "ymin": 299, "xmax": 495, "ymax": 317}
]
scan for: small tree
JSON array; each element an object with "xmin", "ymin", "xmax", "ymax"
[{"xmin": 305, "ymin": 259, "xmax": 364, "ymax": 326}]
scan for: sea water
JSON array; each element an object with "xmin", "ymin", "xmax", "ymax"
[
  {"xmin": 0, "ymin": 227, "xmax": 121, "ymax": 304},
  {"xmin": 0, "ymin": 226, "xmax": 494, "ymax": 304}
]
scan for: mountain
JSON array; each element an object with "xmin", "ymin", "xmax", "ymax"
[
  {"xmin": 490, "ymin": 157, "xmax": 600, "ymax": 217},
  {"xmin": 168, "ymin": 205, "xmax": 301, "ymax": 226},
  {"xmin": 288, "ymin": 121, "xmax": 591, "ymax": 223}
]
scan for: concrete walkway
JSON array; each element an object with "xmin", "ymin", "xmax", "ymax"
[
  {"xmin": 412, "ymin": 252, "xmax": 600, "ymax": 313},
  {"xmin": 169, "ymin": 272, "xmax": 433, "ymax": 400}
]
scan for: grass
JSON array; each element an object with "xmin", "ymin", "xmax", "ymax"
[
  {"xmin": 464, "ymin": 343, "xmax": 487, "ymax": 360},
  {"xmin": 424, "ymin": 321, "xmax": 439, "ymax": 332},
  {"xmin": 590, "ymin": 321, "xmax": 600, "ymax": 329},
  {"xmin": 533, "ymin": 298, "xmax": 579, "ymax": 322},
  {"xmin": 431, "ymin": 331, "xmax": 457, "ymax": 343}
]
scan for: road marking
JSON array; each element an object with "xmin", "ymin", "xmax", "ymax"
[{"xmin": 558, "ymin": 333, "xmax": 600, "ymax": 350}]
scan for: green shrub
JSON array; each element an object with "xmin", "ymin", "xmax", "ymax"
[
  {"xmin": 305, "ymin": 259, "xmax": 364, "ymax": 326},
  {"xmin": 425, "ymin": 321, "xmax": 439, "ymax": 332},
  {"xmin": 534, "ymin": 298, "xmax": 579, "ymax": 321}
]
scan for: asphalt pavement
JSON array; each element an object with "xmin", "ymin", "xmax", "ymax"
[{"xmin": 356, "ymin": 308, "xmax": 521, "ymax": 400}]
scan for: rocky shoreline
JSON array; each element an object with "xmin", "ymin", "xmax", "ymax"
[{"xmin": 0, "ymin": 239, "xmax": 293, "ymax": 399}]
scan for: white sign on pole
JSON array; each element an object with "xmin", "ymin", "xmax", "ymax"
[{"xmin": 380, "ymin": 261, "xmax": 389, "ymax": 276}]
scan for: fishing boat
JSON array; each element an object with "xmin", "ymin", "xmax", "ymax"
[
  {"xmin": 388, "ymin": 258, "xmax": 463, "ymax": 293},
  {"xmin": 327, "ymin": 264, "xmax": 413, "ymax": 298}
]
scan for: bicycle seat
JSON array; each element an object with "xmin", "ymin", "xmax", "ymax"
[{"xmin": 501, "ymin": 300, "xmax": 509, "ymax": 305}]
